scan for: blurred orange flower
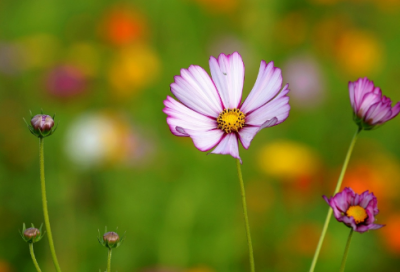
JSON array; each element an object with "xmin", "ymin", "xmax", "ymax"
[
  {"xmin": 100, "ymin": 6, "xmax": 148, "ymax": 46},
  {"xmin": 380, "ymin": 214, "xmax": 400, "ymax": 254}
]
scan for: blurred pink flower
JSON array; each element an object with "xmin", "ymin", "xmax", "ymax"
[
  {"xmin": 323, "ymin": 187, "xmax": 384, "ymax": 233},
  {"xmin": 349, "ymin": 77, "xmax": 400, "ymax": 130},
  {"xmin": 163, "ymin": 52, "xmax": 290, "ymax": 162},
  {"xmin": 283, "ymin": 55, "xmax": 325, "ymax": 108},
  {"xmin": 45, "ymin": 65, "xmax": 87, "ymax": 98}
]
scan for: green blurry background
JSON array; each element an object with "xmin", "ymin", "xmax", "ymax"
[{"xmin": 1, "ymin": 0, "xmax": 400, "ymax": 271}]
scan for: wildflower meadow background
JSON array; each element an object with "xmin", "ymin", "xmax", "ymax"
[{"xmin": 1, "ymin": 0, "xmax": 400, "ymax": 271}]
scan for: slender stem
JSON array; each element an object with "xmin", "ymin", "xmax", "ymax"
[
  {"xmin": 339, "ymin": 229, "xmax": 354, "ymax": 272},
  {"xmin": 29, "ymin": 243, "xmax": 42, "ymax": 272},
  {"xmin": 236, "ymin": 159, "xmax": 255, "ymax": 272},
  {"xmin": 39, "ymin": 138, "xmax": 62, "ymax": 272},
  {"xmin": 107, "ymin": 248, "xmax": 112, "ymax": 272},
  {"xmin": 309, "ymin": 128, "xmax": 360, "ymax": 272}
]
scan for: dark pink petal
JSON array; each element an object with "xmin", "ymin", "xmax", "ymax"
[
  {"xmin": 163, "ymin": 96, "xmax": 217, "ymax": 136},
  {"xmin": 240, "ymin": 61, "xmax": 282, "ymax": 114},
  {"xmin": 364, "ymin": 101, "xmax": 392, "ymax": 124},
  {"xmin": 171, "ymin": 65, "xmax": 222, "ymax": 117},
  {"xmin": 358, "ymin": 190, "xmax": 374, "ymax": 208},
  {"xmin": 211, "ymin": 133, "xmax": 241, "ymax": 162},
  {"xmin": 367, "ymin": 224, "xmax": 385, "ymax": 230},
  {"xmin": 388, "ymin": 102, "xmax": 400, "ymax": 120},
  {"xmin": 245, "ymin": 84, "xmax": 290, "ymax": 127},
  {"xmin": 358, "ymin": 92, "xmax": 381, "ymax": 117},
  {"xmin": 352, "ymin": 77, "xmax": 376, "ymax": 111},
  {"xmin": 209, "ymin": 52, "xmax": 244, "ymax": 109},
  {"xmin": 342, "ymin": 216, "xmax": 357, "ymax": 230},
  {"xmin": 355, "ymin": 225, "xmax": 370, "ymax": 233}
]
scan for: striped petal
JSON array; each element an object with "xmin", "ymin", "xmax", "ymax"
[
  {"xmin": 209, "ymin": 52, "xmax": 244, "ymax": 109},
  {"xmin": 240, "ymin": 60, "xmax": 282, "ymax": 114},
  {"xmin": 171, "ymin": 65, "xmax": 223, "ymax": 118},
  {"xmin": 211, "ymin": 133, "xmax": 241, "ymax": 162}
]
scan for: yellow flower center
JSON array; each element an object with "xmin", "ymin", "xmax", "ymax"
[
  {"xmin": 217, "ymin": 108, "xmax": 245, "ymax": 133},
  {"xmin": 346, "ymin": 205, "xmax": 368, "ymax": 224}
]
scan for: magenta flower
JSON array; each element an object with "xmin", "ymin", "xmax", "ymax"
[
  {"xmin": 323, "ymin": 187, "xmax": 384, "ymax": 233},
  {"xmin": 349, "ymin": 77, "xmax": 400, "ymax": 130},
  {"xmin": 163, "ymin": 52, "xmax": 290, "ymax": 162}
]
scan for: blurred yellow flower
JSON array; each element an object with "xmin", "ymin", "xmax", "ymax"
[
  {"xmin": 258, "ymin": 140, "xmax": 320, "ymax": 181},
  {"xmin": 335, "ymin": 29, "xmax": 384, "ymax": 76},
  {"xmin": 108, "ymin": 43, "xmax": 161, "ymax": 98}
]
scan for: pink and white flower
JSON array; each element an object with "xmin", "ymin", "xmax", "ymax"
[
  {"xmin": 163, "ymin": 52, "xmax": 290, "ymax": 162},
  {"xmin": 349, "ymin": 77, "xmax": 400, "ymax": 130}
]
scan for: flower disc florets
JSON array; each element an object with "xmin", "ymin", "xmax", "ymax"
[
  {"xmin": 323, "ymin": 187, "xmax": 384, "ymax": 233},
  {"xmin": 217, "ymin": 108, "xmax": 245, "ymax": 133},
  {"xmin": 25, "ymin": 111, "xmax": 58, "ymax": 138}
]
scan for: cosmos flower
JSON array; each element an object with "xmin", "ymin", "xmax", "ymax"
[
  {"xmin": 349, "ymin": 77, "xmax": 400, "ymax": 130},
  {"xmin": 163, "ymin": 52, "xmax": 290, "ymax": 162},
  {"xmin": 323, "ymin": 187, "xmax": 384, "ymax": 233}
]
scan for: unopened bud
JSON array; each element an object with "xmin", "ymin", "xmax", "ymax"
[
  {"xmin": 103, "ymin": 232, "xmax": 119, "ymax": 247},
  {"xmin": 98, "ymin": 228, "xmax": 124, "ymax": 249},
  {"xmin": 20, "ymin": 223, "xmax": 44, "ymax": 243},
  {"xmin": 31, "ymin": 115, "xmax": 54, "ymax": 131},
  {"xmin": 25, "ymin": 111, "xmax": 58, "ymax": 138},
  {"xmin": 24, "ymin": 228, "xmax": 40, "ymax": 241}
]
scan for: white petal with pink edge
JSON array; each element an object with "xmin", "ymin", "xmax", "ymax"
[
  {"xmin": 209, "ymin": 52, "xmax": 244, "ymax": 109},
  {"xmin": 211, "ymin": 133, "xmax": 241, "ymax": 162},
  {"xmin": 183, "ymin": 128, "xmax": 224, "ymax": 152},
  {"xmin": 163, "ymin": 96, "xmax": 217, "ymax": 136},
  {"xmin": 240, "ymin": 60, "xmax": 282, "ymax": 114},
  {"xmin": 245, "ymin": 84, "xmax": 290, "ymax": 127},
  {"xmin": 171, "ymin": 65, "xmax": 222, "ymax": 117}
]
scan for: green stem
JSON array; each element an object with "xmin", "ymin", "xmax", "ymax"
[
  {"xmin": 39, "ymin": 138, "xmax": 62, "ymax": 272},
  {"xmin": 29, "ymin": 243, "xmax": 42, "ymax": 272},
  {"xmin": 339, "ymin": 229, "xmax": 354, "ymax": 272},
  {"xmin": 107, "ymin": 248, "xmax": 112, "ymax": 272},
  {"xmin": 309, "ymin": 128, "xmax": 360, "ymax": 272},
  {"xmin": 236, "ymin": 159, "xmax": 255, "ymax": 272}
]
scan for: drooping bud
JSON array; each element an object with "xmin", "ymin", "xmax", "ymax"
[
  {"xmin": 98, "ymin": 227, "xmax": 124, "ymax": 249},
  {"xmin": 20, "ymin": 223, "xmax": 45, "ymax": 243},
  {"xmin": 24, "ymin": 110, "xmax": 58, "ymax": 138}
]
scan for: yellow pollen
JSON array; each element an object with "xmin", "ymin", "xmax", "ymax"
[
  {"xmin": 346, "ymin": 205, "xmax": 368, "ymax": 224},
  {"xmin": 217, "ymin": 108, "xmax": 246, "ymax": 133}
]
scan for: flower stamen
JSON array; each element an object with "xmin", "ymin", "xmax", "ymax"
[
  {"xmin": 217, "ymin": 108, "xmax": 245, "ymax": 133},
  {"xmin": 346, "ymin": 205, "xmax": 368, "ymax": 224}
]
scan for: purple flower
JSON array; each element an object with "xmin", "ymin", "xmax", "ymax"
[
  {"xmin": 323, "ymin": 187, "xmax": 384, "ymax": 233},
  {"xmin": 349, "ymin": 77, "xmax": 400, "ymax": 130},
  {"xmin": 163, "ymin": 52, "xmax": 290, "ymax": 162}
]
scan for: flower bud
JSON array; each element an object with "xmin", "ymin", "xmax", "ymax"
[
  {"xmin": 31, "ymin": 114, "xmax": 54, "ymax": 131},
  {"xmin": 25, "ymin": 111, "xmax": 58, "ymax": 138},
  {"xmin": 103, "ymin": 232, "xmax": 120, "ymax": 246},
  {"xmin": 20, "ymin": 223, "xmax": 45, "ymax": 243},
  {"xmin": 24, "ymin": 228, "xmax": 40, "ymax": 242},
  {"xmin": 98, "ymin": 228, "xmax": 124, "ymax": 249}
]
